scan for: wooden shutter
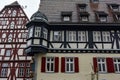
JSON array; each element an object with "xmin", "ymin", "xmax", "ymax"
[
  {"xmin": 106, "ymin": 57, "xmax": 115, "ymax": 73},
  {"xmin": 74, "ymin": 57, "xmax": 79, "ymax": 72},
  {"xmin": 55, "ymin": 57, "xmax": 59, "ymax": 72},
  {"xmin": 93, "ymin": 57, "xmax": 98, "ymax": 73},
  {"xmin": 41, "ymin": 57, "xmax": 46, "ymax": 72},
  {"xmin": 61, "ymin": 57, "xmax": 65, "ymax": 72}
]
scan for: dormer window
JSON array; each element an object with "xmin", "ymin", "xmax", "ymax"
[
  {"xmin": 100, "ymin": 17, "xmax": 107, "ymax": 22},
  {"xmin": 95, "ymin": 11, "xmax": 108, "ymax": 22},
  {"xmin": 113, "ymin": 12, "xmax": 120, "ymax": 22},
  {"xmin": 108, "ymin": 4, "xmax": 119, "ymax": 12},
  {"xmin": 63, "ymin": 16, "xmax": 70, "ymax": 21},
  {"xmin": 81, "ymin": 16, "xmax": 88, "ymax": 21},
  {"xmin": 61, "ymin": 12, "xmax": 72, "ymax": 22},
  {"xmin": 79, "ymin": 12, "xmax": 89, "ymax": 22},
  {"xmin": 77, "ymin": 4, "xmax": 87, "ymax": 12}
]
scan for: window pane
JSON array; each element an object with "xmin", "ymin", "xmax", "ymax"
[{"xmin": 53, "ymin": 31, "xmax": 62, "ymax": 41}]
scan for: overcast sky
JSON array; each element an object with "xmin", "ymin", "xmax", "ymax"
[{"xmin": 0, "ymin": 0, "xmax": 40, "ymax": 19}]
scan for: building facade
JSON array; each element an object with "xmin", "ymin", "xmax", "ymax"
[
  {"xmin": 25, "ymin": 0, "xmax": 120, "ymax": 80},
  {"xmin": 0, "ymin": 1, "xmax": 32, "ymax": 80}
]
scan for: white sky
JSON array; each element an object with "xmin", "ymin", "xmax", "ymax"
[{"xmin": 0, "ymin": 0, "xmax": 40, "ymax": 19}]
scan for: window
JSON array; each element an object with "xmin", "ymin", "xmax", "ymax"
[
  {"xmin": 10, "ymin": 21, "xmax": 14, "ymax": 29},
  {"xmin": 93, "ymin": 57, "xmax": 120, "ymax": 73},
  {"xmin": 18, "ymin": 63, "xmax": 30, "ymax": 77},
  {"xmin": 109, "ymin": 4, "xmax": 119, "ymax": 12},
  {"xmin": 61, "ymin": 57, "xmax": 79, "ymax": 73},
  {"xmin": 95, "ymin": 11, "xmax": 108, "ymax": 22},
  {"xmin": 8, "ymin": 34, "xmax": 12, "ymax": 42},
  {"xmin": 97, "ymin": 58, "xmax": 107, "ymax": 73},
  {"xmin": 0, "ymin": 63, "xmax": 8, "ymax": 77},
  {"xmin": 79, "ymin": 12, "xmax": 89, "ymax": 22},
  {"xmin": 78, "ymin": 31, "xmax": 86, "ymax": 41},
  {"xmin": 12, "ymin": 10, "xmax": 17, "ymax": 17},
  {"xmin": 67, "ymin": 31, "xmax": 76, "ymax": 41},
  {"xmin": 5, "ymin": 49, "xmax": 11, "ymax": 56},
  {"xmin": 93, "ymin": 31, "xmax": 101, "ymax": 42},
  {"xmin": 1, "ymin": 20, "xmax": 6, "ymax": 25},
  {"xmin": 78, "ymin": 4, "xmax": 87, "ymax": 12},
  {"xmin": 41, "ymin": 57, "xmax": 59, "ymax": 72},
  {"xmin": 114, "ymin": 58, "xmax": 120, "ymax": 73},
  {"xmin": 28, "ymin": 27, "xmax": 33, "ymax": 38},
  {"xmin": 43, "ymin": 28, "xmax": 48, "ymax": 39},
  {"xmin": 81, "ymin": 16, "xmax": 88, "ymax": 21},
  {"xmin": 100, "ymin": 17, "xmax": 107, "ymax": 22},
  {"xmin": 34, "ymin": 27, "xmax": 41, "ymax": 37},
  {"xmin": 65, "ymin": 58, "xmax": 74, "ymax": 72},
  {"xmin": 22, "ymin": 33, "xmax": 27, "ymax": 38},
  {"xmin": 63, "ymin": 16, "xmax": 71, "ymax": 21},
  {"xmin": 102, "ymin": 31, "xmax": 111, "ymax": 42},
  {"xmin": 53, "ymin": 31, "xmax": 62, "ymax": 41},
  {"xmin": 46, "ymin": 57, "xmax": 54, "ymax": 72},
  {"xmin": 61, "ymin": 12, "xmax": 72, "ymax": 22}
]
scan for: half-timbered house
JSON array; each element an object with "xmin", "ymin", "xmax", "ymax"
[
  {"xmin": 0, "ymin": 1, "xmax": 32, "ymax": 80},
  {"xmin": 25, "ymin": 0, "xmax": 120, "ymax": 80}
]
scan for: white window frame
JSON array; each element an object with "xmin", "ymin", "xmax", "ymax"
[
  {"xmin": 114, "ymin": 58, "xmax": 120, "ymax": 73},
  {"xmin": 46, "ymin": 57, "xmax": 55, "ymax": 72},
  {"xmin": 78, "ymin": 31, "xmax": 86, "ymax": 42},
  {"xmin": 34, "ymin": 27, "xmax": 41, "ymax": 37},
  {"xmin": 97, "ymin": 58, "xmax": 107, "ymax": 73},
  {"xmin": 93, "ymin": 31, "xmax": 101, "ymax": 42},
  {"xmin": 53, "ymin": 31, "xmax": 62, "ymax": 41},
  {"xmin": 102, "ymin": 31, "xmax": 111, "ymax": 42},
  {"xmin": 65, "ymin": 57, "xmax": 74, "ymax": 72},
  {"xmin": 67, "ymin": 31, "xmax": 76, "ymax": 41}
]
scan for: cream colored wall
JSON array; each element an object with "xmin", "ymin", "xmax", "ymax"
[{"xmin": 35, "ymin": 53, "xmax": 120, "ymax": 80}]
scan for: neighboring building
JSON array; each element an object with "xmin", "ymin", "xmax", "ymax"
[
  {"xmin": 25, "ymin": 0, "xmax": 120, "ymax": 80},
  {"xmin": 0, "ymin": 1, "xmax": 32, "ymax": 80}
]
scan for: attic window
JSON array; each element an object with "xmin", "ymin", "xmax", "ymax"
[
  {"xmin": 78, "ymin": 4, "xmax": 87, "ymax": 12},
  {"xmin": 100, "ymin": 17, "xmax": 107, "ymax": 22},
  {"xmin": 108, "ymin": 4, "xmax": 119, "ymax": 11},
  {"xmin": 61, "ymin": 12, "xmax": 72, "ymax": 22},
  {"xmin": 95, "ymin": 11, "xmax": 108, "ymax": 22},
  {"xmin": 79, "ymin": 12, "xmax": 89, "ymax": 22},
  {"xmin": 113, "ymin": 12, "xmax": 120, "ymax": 22}
]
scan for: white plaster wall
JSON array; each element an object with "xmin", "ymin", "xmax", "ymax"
[{"xmin": 35, "ymin": 53, "xmax": 120, "ymax": 80}]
